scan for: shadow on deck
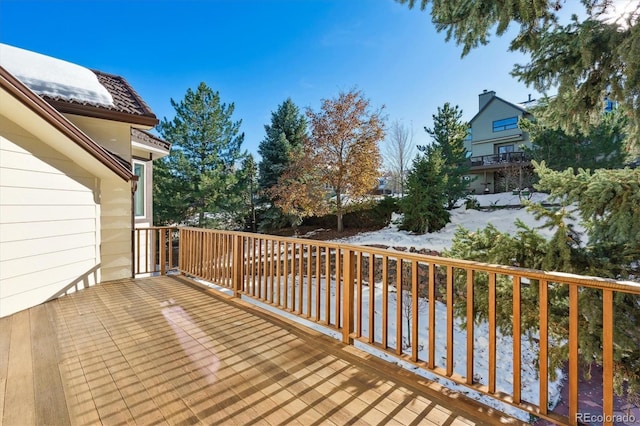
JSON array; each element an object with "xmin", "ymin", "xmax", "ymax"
[{"xmin": 0, "ymin": 275, "xmax": 524, "ymax": 425}]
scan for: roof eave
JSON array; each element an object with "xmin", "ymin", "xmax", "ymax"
[
  {"xmin": 46, "ymin": 99, "xmax": 159, "ymax": 127},
  {"xmin": 0, "ymin": 66, "xmax": 134, "ymax": 181},
  {"xmin": 469, "ymin": 96, "xmax": 530, "ymax": 125}
]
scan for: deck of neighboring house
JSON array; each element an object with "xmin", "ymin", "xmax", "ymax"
[{"xmin": 0, "ymin": 275, "xmax": 523, "ymax": 425}]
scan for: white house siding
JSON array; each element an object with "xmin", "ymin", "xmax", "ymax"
[
  {"xmin": 65, "ymin": 117, "xmax": 136, "ymax": 279},
  {"xmin": 0, "ymin": 118, "xmax": 100, "ymax": 317},
  {"xmin": 99, "ymin": 177, "xmax": 133, "ymax": 281}
]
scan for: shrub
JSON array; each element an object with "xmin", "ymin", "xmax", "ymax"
[{"xmin": 303, "ymin": 197, "xmax": 398, "ymax": 230}]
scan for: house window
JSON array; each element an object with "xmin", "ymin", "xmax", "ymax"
[
  {"xmin": 497, "ymin": 144, "xmax": 514, "ymax": 161},
  {"xmin": 465, "ymin": 127, "xmax": 472, "ymax": 141},
  {"xmin": 493, "ymin": 117, "xmax": 518, "ymax": 132},
  {"xmin": 134, "ymin": 163, "xmax": 145, "ymax": 217},
  {"xmin": 498, "ymin": 145, "xmax": 514, "ymax": 154}
]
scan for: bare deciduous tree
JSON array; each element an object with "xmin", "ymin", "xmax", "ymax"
[{"xmin": 384, "ymin": 120, "xmax": 415, "ymax": 197}]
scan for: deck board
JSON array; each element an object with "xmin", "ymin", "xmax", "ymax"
[
  {"xmin": 0, "ymin": 275, "xmax": 524, "ymax": 425},
  {"xmin": 31, "ymin": 304, "xmax": 71, "ymax": 426},
  {"xmin": 0, "ymin": 315, "xmax": 12, "ymax": 423},
  {"xmin": 4, "ymin": 310, "xmax": 36, "ymax": 425}
]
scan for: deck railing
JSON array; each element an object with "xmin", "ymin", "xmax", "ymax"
[
  {"xmin": 139, "ymin": 226, "xmax": 640, "ymax": 425},
  {"xmin": 133, "ymin": 226, "xmax": 179, "ymax": 275},
  {"xmin": 469, "ymin": 151, "xmax": 531, "ymax": 168}
]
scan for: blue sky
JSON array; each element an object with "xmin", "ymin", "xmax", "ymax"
[{"xmin": 0, "ymin": 0, "xmax": 540, "ymax": 158}]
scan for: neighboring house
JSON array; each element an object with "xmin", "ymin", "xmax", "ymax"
[
  {"xmin": 375, "ymin": 173, "xmax": 394, "ymax": 195},
  {"xmin": 464, "ymin": 90, "xmax": 534, "ymax": 194},
  {"xmin": 0, "ymin": 43, "xmax": 169, "ymax": 317}
]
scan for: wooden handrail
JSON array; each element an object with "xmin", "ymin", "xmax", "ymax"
[{"xmin": 136, "ymin": 226, "xmax": 640, "ymax": 426}]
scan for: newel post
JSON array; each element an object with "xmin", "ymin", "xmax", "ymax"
[
  {"xmin": 342, "ymin": 247, "xmax": 355, "ymax": 345},
  {"xmin": 232, "ymin": 234, "xmax": 244, "ymax": 298}
]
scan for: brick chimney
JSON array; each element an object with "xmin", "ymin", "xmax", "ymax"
[{"xmin": 479, "ymin": 89, "xmax": 496, "ymax": 111}]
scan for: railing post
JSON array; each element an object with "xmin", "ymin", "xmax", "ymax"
[
  {"xmin": 232, "ymin": 234, "xmax": 243, "ymax": 298},
  {"xmin": 178, "ymin": 228, "xmax": 185, "ymax": 274},
  {"xmin": 159, "ymin": 228, "xmax": 166, "ymax": 276},
  {"xmin": 342, "ymin": 247, "xmax": 355, "ymax": 345}
]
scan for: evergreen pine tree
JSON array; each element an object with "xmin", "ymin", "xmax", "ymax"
[
  {"xmin": 153, "ymin": 154, "xmax": 191, "ymax": 226},
  {"xmin": 257, "ymin": 98, "xmax": 308, "ymax": 230},
  {"xmin": 534, "ymin": 161, "xmax": 640, "ymax": 275},
  {"xmin": 521, "ymin": 101, "xmax": 629, "ymax": 171},
  {"xmin": 423, "ymin": 103, "xmax": 470, "ymax": 209},
  {"xmin": 400, "ymin": 146, "xmax": 450, "ymax": 233},
  {"xmin": 237, "ymin": 154, "xmax": 258, "ymax": 232},
  {"xmin": 398, "ymin": 0, "xmax": 640, "ymax": 145},
  {"xmin": 444, "ymin": 161, "xmax": 640, "ymax": 401},
  {"xmin": 258, "ymin": 98, "xmax": 308, "ymax": 190},
  {"xmin": 155, "ymin": 82, "xmax": 246, "ymax": 228}
]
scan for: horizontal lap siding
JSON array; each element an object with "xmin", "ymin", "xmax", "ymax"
[
  {"xmin": 99, "ymin": 178, "xmax": 132, "ymax": 282},
  {"xmin": 0, "ymin": 119, "xmax": 100, "ymax": 318}
]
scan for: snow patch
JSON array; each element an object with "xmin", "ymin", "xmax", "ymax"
[
  {"xmin": 333, "ymin": 192, "xmax": 584, "ymax": 252},
  {"xmin": 0, "ymin": 43, "xmax": 113, "ymax": 106}
]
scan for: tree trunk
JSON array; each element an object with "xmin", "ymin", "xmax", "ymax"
[{"xmin": 336, "ymin": 189, "xmax": 344, "ymax": 232}]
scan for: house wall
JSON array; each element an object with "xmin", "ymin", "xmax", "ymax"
[
  {"xmin": 466, "ymin": 96, "xmax": 533, "ymax": 194},
  {"xmin": 470, "ymin": 100, "xmax": 529, "ymax": 157},
  {"xmin": 468, "ymin": 171, "xmax": 496, "ymax": 195},
  {"xmin": 0, "ymin": 117, "xmax": 101, "ymax": 318},
  {"xmin": 67, "ymin": 118, "xmax": 151, "ymax": 274},
  {"xmin": 64, "ymin": 114, "xmax": 133, "ymax": 162},
  {"xmin": 100, "ymin": 177, "xmax": 133, "ymax": 281}
]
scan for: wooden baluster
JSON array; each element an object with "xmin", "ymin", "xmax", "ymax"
[
  {"xmin": 382, "ymin": 255, "xmax": 388, "ymax": 349},
  {"xmin": 513, "ymin": 275, "xmax": 521, "ymax": 403},
  {"xmin": 466, "ymin": 269, "xmax": 475, "ymax": 385},
  {"xmin": 411, "ymin": 260, "xmax": 419, "ymax": 362},
  {"xmin": 396, "ymin": 259, "xmax": 403, "ymax": 356},
  {"xmin": 488, "ymin": 272, "xmax": 497, "ymax": 393},
  {"xmin": 568, "ymin": 284, "xmax": 579, "ymax": 424},
  {"xmin": 602, "ymin": 289, "xmax": 614, "ymax": 426},
  {"xmin": 342, "ymin": 248, "xmax": 354, "ymax": 344},
  {"xmin": 428, "ymin": 262, "xmax": 436, "ymax": 369},
  {"xmin": 539, "ymin": 280, "xmax": 549, "ymax": 413}
]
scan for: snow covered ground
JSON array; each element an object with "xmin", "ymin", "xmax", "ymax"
[
  {"xmin": 332, "ymin": 192, "xmax": 583, "ymax": 252},
  {"xmin": 194, "ymin": 193, "xmax": 578, "ymax": 421}
]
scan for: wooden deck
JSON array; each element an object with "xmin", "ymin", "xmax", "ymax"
[{"xmin": 0, "ymin": 275, "xmax": 524, "ymax": 425}]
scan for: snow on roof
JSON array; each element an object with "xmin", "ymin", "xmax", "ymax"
[{"xmin": 0, "ymin": 43, "xmax": 113, "ymax": 107}]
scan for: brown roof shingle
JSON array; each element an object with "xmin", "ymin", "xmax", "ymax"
[
  {"xmin": 41, "ymin": 70, "xmax": 159, "ymax": 127},
  {"xmin": 94, "ymin": 71, "xmax": 156, "ymax": 118}
]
